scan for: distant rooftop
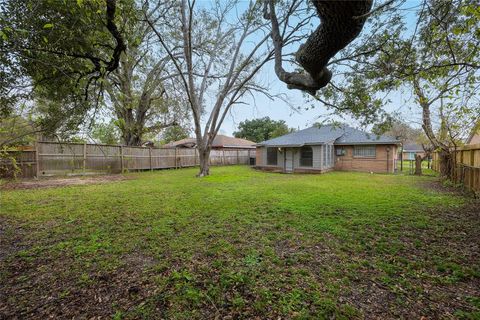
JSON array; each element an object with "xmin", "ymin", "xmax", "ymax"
[
  {"xmin": 402, "ymin": 143, "xmax": 424, "ymax": 152},
  {"xmin": 257, "ymin": 124, "xmax": 399, "ymax": 147},
  {"xmin": 164, "ymin": 135, "xmax": 255, "ymax": 149}
]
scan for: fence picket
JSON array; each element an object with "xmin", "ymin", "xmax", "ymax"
[{"xmin": 432, "ymin": 144, "xmax": 480, "ymax": 194}]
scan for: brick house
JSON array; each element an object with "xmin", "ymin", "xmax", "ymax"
[
  {"xmin": 255, "ymin": 125, "xmax": 400, "ymax": 174},
  {"xmin": 466, "ymin": 122, "xmax": 480, "ymax": 145}
]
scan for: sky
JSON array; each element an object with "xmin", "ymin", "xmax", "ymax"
[{"xmin": 211, "ymin": 0, "xmax": 424, "ymax": 137}]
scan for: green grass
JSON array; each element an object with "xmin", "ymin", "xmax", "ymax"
[
  {"xmin": 398, "ymin": 160, "xmax": 436, "ymax": 175},
  {"xmin": 1, "ymin": 166, "xmax": 479, "ymax": 319}
]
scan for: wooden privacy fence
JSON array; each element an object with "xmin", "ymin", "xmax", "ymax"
[
  {"xmin": 3, "ymin": 141, "xmax": 255, "ymax": 179},
  {"xmin": 432, "ymin": 144, "xmax": 480, "ymax": 194}
]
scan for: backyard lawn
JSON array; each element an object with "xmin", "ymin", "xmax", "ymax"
[{"xmin": 1, "ymin": 166, "xmax": 479, "ymax": 319}]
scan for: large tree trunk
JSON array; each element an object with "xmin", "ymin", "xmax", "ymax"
[
  {"xmin": 414, "ymin": 154, "xmax": 422, "ymax": 175},
  {"xmin": 197, "ymin": 146, "xmax": 211, "ymax": 177},
  {"xmin": 439, "ymin": 149, "xmax": 454, "ymax": 179}
]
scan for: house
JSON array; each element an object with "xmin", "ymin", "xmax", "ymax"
[
  {"xmin": 466, "ymin": 122, "xmax": 480, "ymax": 145},
  {"xmin": 401, "ymin": 143, "xmax": 425, "ymax": 160},
  {"xmin": 255, "ymin": 124, "xmax": 400, "ymax": 174},
  {"xmin": 163, "ymin": 134, "xmax": 256, "ymax": 150}
]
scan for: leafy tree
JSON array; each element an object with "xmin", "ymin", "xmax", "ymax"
[
  {"xmin": 1, "ymin": 0, "xmax": 128, "ymax": 136},
  {"xmin": 0, "ymin": 115, "xmax": 36, "ymax": 147},
  {"xmin": 159, "ymin": 126, "xmax": 190, "ymax": 145},
  {"xmin": 233, "ymin": 117, "xmax": 293, "ymax": 142},
  {"xmin": 104, "ymin": 3, "xmax": 188, "ymax": 146},
  {"xmin": 90, "ymin": 121, "xmax": 120, "ymax": 145}
]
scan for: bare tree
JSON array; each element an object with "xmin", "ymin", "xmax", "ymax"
[{"xmin": 145, "ymin": 0, "xmax": 306, "ymax": 176}]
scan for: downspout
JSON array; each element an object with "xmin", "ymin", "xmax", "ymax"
[
  {"xmin": 386, "ymin": 146, "xmax": 390, "ymax": 173},
  {"xmin": 400, "ymin": 143, "xmax": 403, "ymax": 172}
]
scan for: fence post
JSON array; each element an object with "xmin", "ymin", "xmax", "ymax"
[
  {"xmin": 83, "ymin": 143, "xmax": 87, "ymax": 175},
  {"xmin": 460, "ymin": 149, "xmax": 465, "ymax": 183},
  {"xmin": 222, "ymin": 149, "xmax": 225, "ymax": 165},
  {"xmin": 174, "ymin": 148, "xmax": 177, "ymax": 169},
  {"xmin": 35, "ymin": 142, "xmax": 40, "ymax": 178},
  {"xmin": 470, "ymin": 149, "xmax": 475, "ymax": 190},
  {"xmin": 149, "ymin": 147, "xmax": 153, "ymax": 171},
  {"xmin": 236, "ymin": 149, "xmax": 239, "ymax": 164},
  {"xmin": 120, "ymin": 146, "xmax": 124, "ymax": 173},
  {"xmin": 195, "ymin": 148, "xmax": 198, "ymax": 166}
]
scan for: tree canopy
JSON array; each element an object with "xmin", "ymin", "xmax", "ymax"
[{"xmin": 234, "ymin": 117, "xmax": 294, "ymax": 143}]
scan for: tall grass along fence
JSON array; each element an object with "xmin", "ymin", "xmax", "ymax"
[
  {"xmin": 1, "ymin": 141, "xmax": 255, "ymax": 179},
  {"xmin": 432, "ymin": 144, "xmax": 480, "ymax": 195}
]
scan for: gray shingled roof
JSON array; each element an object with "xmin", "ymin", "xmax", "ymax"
[
  {"xmin": 257, "ymin": 125, "xmax": 399, "ymax": 147},
  {"xmin": 402, "ymin": 143, "xmax": 424, "ymax": 152}
]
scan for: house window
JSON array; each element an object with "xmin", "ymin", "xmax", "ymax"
[
  {"xmin": 322, "ymin": 144, "xmax": 334, "ymax": 168},
  {"xmin": 267, "ymin": 148, "xmax": 277, "ymax": 165},
  {"xmin": 336, "ymin": 148, "xmax": 345, "ymax": 156},
  {"xmin": 300, "ymin": 146, "xmax": 313, "ymax": 167},
  {"xmin": 353, "ymin": 145, "xmax": 376, "ymax": 158}
]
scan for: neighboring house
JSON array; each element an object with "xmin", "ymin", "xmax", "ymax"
[
  {"xmin": 466, "ymin": 122, "xmax": 480, "ymax": 145},
  {"xmin": 255, "ymin": 125, "xmax": 400, "ymax": 174},
  {"xmin": 163, "ymin": 134, "xmax": 256, "ymax": 150},
  {"xmin": 401, "ymin": 143, "xmax": 425, "ymax": 160}
]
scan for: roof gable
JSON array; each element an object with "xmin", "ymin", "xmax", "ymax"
[
  {"xmin": 164, "ymin": 135, "xmax": 255, "ymax": 148},
  {"xmin": 258, "ymin": 125, "xmax": 398, "ymax": 147}
]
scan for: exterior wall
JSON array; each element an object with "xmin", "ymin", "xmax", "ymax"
[
  {"xmin": 256, "ymin": 145, "xmax": 329, "ymax": 173},
  {"xmin": 256, "ymin": 144, "xmax": 398, "ymax": 173},
  {"xmin": 256, "ymin": 147, "xmax": 264, "ymax": 166},
  {"xmin": 334, "ymin": 144, "xmax": 397, "ymax": 173},
  {"xmin": 292, "ymin": 145, "xmax": 322, "ymax": 170},
  {"xmin": 256, "ymin": 146, "xmax": 283, "ymax": 169},
  {"xmin": 468, "ymin": 133, "xmax": 480, "ymax": 145}
]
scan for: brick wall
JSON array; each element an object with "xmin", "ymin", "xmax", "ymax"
[{"xmin": 334, "ymin": 145, "xmax": 397, "ymax": 173}]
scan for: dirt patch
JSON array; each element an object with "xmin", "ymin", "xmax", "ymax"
[
  {"xmin": 1, "ymin": 174, "xmax": 132, "ymax": 190},
  {"xmin": 419, "ymin": 178, "xmax": 474, "ymax": 196}
]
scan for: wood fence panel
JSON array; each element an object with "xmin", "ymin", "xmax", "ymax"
[
  {"xmin": 2, "ymin": 142, "xmax": 256, "ymax": 179},
  {"xmin": 151, "ymin": 148, "xmax": 176, "ymax": 169},
  {"xmin": 86, "ymin": 144, "xmax": 122, "ymax": 173},
  {"xmin": 432, "ymin": 144, "xmax": 480, "ymax": 194},
  {"xmin": 38, "ymin": 142, "xmax": 84, "ymax": 176}
]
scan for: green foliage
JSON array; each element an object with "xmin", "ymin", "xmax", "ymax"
[
  {"xmin": 90, "ymin": 121, "xmax": 120, "ymax": 145},
  {"xmin": 1, "ymin": 0, "xmax": 134, "ymax": 134},
  {"xmin": 0, "ymin": 115, "xmax": 35, "ymax": 147},
  {"xmin": 233, "ymin": 117, "xmax": 294, "ymax": 142},
  {"xmin": 0, "ymin": 148, "xmax": 21, "ymax": 179},
  {"xmin": 159, "ymin": 125, "xmax": 190, "ymax": 145}
]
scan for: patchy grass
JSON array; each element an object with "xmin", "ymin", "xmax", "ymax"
[
  {"xmin": 1, "ymin": 166, "xmax": 479, "ymax": 319},
  {"xmin": 399, "ymin": 160, "xmax": 436, "ymax": 176}
]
